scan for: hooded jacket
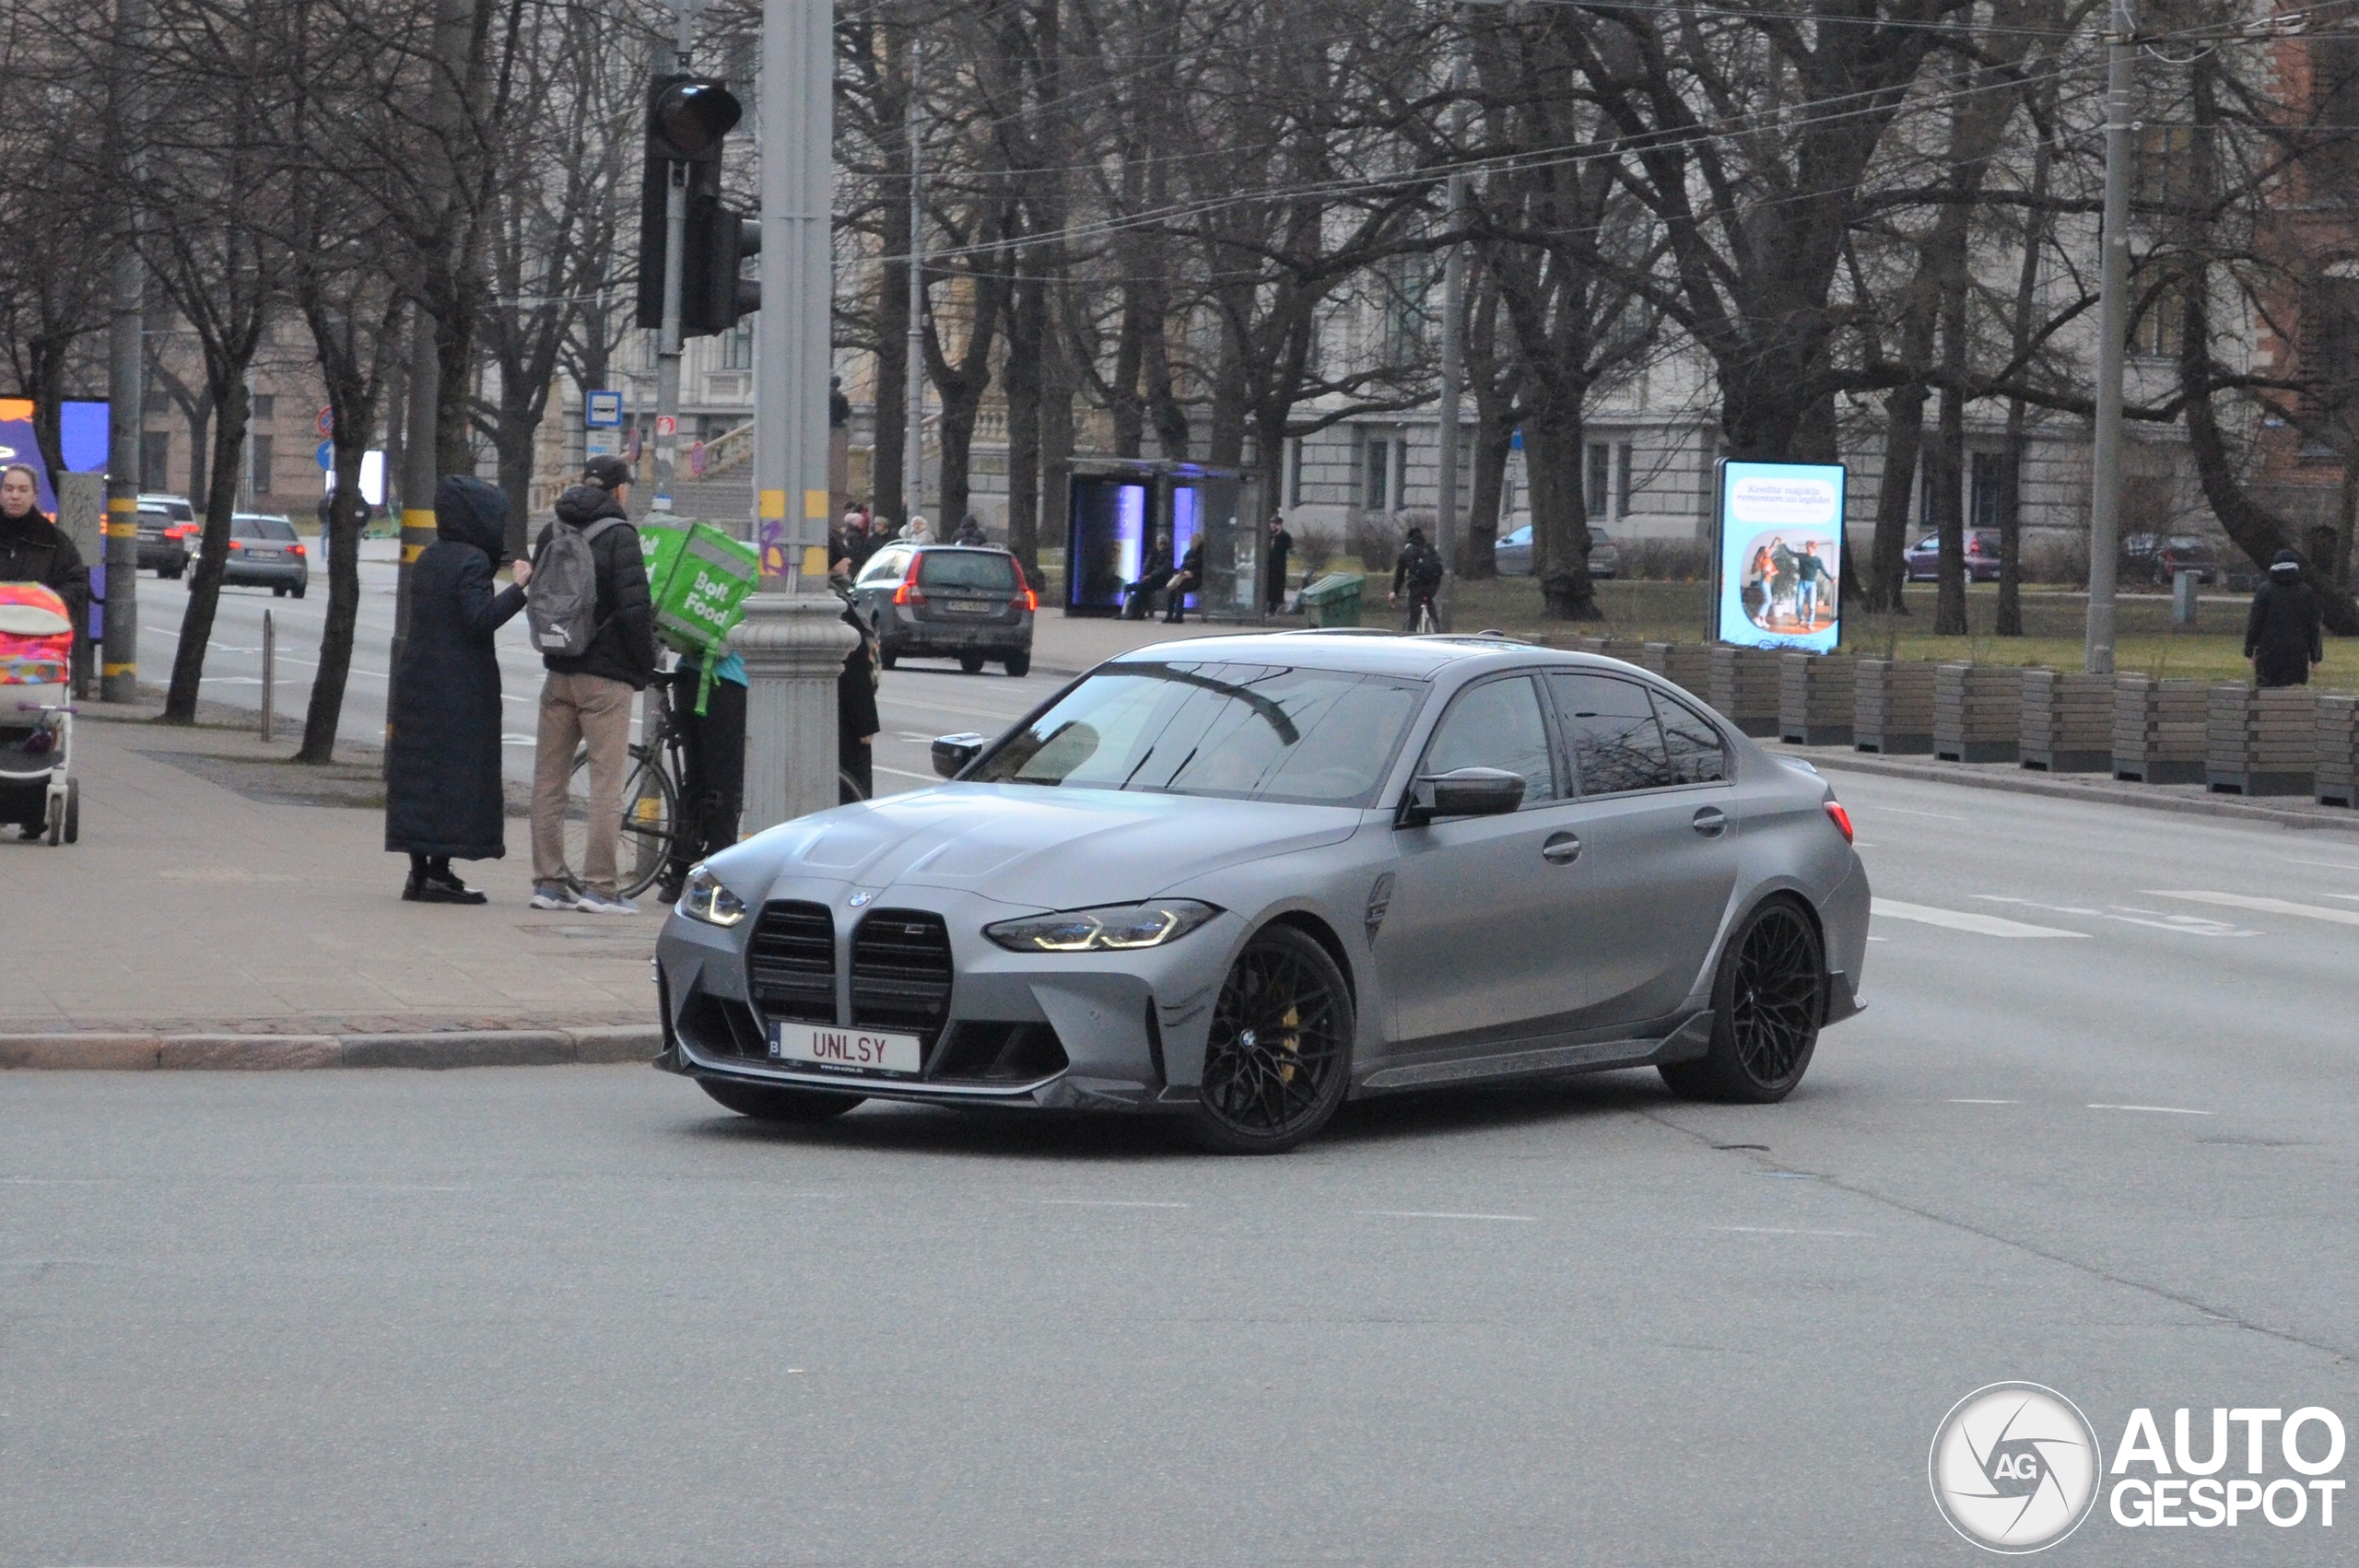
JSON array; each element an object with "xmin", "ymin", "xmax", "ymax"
[
  {"xmin": 533, "ymin": 484, "xmax": 656, "ymax": 689},
  {"xmin": 384, "ymin": 475, "xmax": 528, "ymax": 859},
  {"xmin": 2244, "ymin": 568, "xmax": 2323, "ymax": 689},
  {"xmin": 0, "ymin": 501, "xmax": 88, "ymax": 641}
]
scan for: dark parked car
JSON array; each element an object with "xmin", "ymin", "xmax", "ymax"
[
  {"xmin": 135, "ymin": 493, "xmax": 196, "ymax": 578},
  {"xmin": 1904, "ymin": 529, "xmax": 2002, "ymax": 582},
  {"xmin": 851, "ymin": 543, "xmax": 1035, "ymax": 676},
  {"xmin": 223, "ymin": 512, "xmax": 308, "ymax": 597},
  {"xmin": 1494, "ymin": 524, "xmax": 1620, "ymax": 579},
  {"xmin": 2123, "ymin": 532, "xmax": 2220, "ymax": 585}
]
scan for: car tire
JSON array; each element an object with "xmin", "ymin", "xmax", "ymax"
[
  {"xmin": 959, "ymin": 653, "xmax": 987, "ymax": 674},
  {"xmin": 698, "ymin": 1078, "xmax": 864, "ymax": 1123},
  {"xmin": 293, "ymin": 584, "xmax": 307, "ymax": 599},
  {"xmin": 1004, "ymin": 651, "xmax": 1031, "ymax": 678},
  {"xmin": 1189, "ymin": 923, "xmax": 1355, "ymax": 1154},
  {"xmin": 273, "ymin": 586, "xmax": 288, "ymax": 598},
  {"xmin": 1660, "ymin": 896, "xmax": 1823, "ymax": 1104}
]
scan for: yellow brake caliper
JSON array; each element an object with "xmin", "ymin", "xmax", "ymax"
[{"xmin": 1278, "ymin": 1005, "xmax": 1301, "ymax": 1082}]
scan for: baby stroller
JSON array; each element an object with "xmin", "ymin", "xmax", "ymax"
[{"xmin": 0, "ymin": 582, "xmax": 78, "ymax": 845}]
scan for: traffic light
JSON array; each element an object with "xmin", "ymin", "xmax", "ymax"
[{"xmin": 636, "ymin": 74, "xmax": 758, "ymax": 336}]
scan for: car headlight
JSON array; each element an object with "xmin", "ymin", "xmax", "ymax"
[
  {"xmin": 984, "ymin": 899, "xmax": 1220, "ymax": 953},
  {"xmin": 678, "ymin": 864, "xmax": 747, "ymax": 928}
]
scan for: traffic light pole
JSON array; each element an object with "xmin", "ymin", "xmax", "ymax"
[
  {"xmin": 651, "ymin": 1, "xmax": 696, "ymax": 518},
  {"xmin": 737, "ymin": 0, "xmax": 856, "ymax": 833},
  {"xmin": 2084, "ymin": 0, "xmax": 2133, "ymax": 676}
]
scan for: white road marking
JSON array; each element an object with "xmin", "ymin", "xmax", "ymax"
[
  {"xmin": 1358, "ymin": 1210, "xmax": 1537, "ymax": 1223},
  {"xmin": 2147, "ymin": 891, "xmax": 2359, "ymax": 928},
  {"xmin": 2326, "ymin": 894, "xmax": 2359, "ymax": 903},
  {"xmin": 1948, "ymin": 1098, "xmax": 2019, "ymax": 1105},
  {"xmin": 1870, "ymin": 806, "xmax": 1965, "ymax": 820},
  {"xmin": 1872, "ymin": 898, "xmax": 2090, "ymax": 939},
  {"xmin": 1982, "ymin": 897, "xmax": 2259, "ymax": 938},
  {"xmin": 2282, "ymin": 857, "xmax": 2359, "ymax": 873},
  {"xmin": 2088, "ymin": 1104, "xmax": 2215, "ymax": 1116},
  {"xmin": 1716, "ymin": 1225, "xmax": 1868, "ymax": 1237},
  {"xmin": 1026, "ymin": 1199, "xmax": 1189, "ymax": 1209}
]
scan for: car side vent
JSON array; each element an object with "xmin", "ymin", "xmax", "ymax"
[
  {"xmin": 678, "ymin": 990, "xmax": 768, "ymax": 1060},
  {"xmin": 930, "ymin": 1021, "xmax": 1069, "ymax": 1083},
  {"xmin": 746, "ymin": 900, "xmax": 837, "ymax": 1024},
  {"xmin": 851, "ymin": 909, "xmax": 954, "ymax": 1047}
]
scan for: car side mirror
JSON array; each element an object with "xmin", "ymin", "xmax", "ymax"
[
  {"xmin": 932, "ymin": 732, "xmax": 987, "ymax": 778},
  {"xmin": 1402, "ymin": 766, "xmax": 1525, "ymax": 825}
]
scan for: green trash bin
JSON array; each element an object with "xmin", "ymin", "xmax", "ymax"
[{"xmin": 1298, "ymin": 572, "xmax": 1367, "ymax": 628}]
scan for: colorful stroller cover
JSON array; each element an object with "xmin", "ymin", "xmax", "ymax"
[{"xmin": 0, "ymin": 582, "xmax": 74, "ymax": 696}]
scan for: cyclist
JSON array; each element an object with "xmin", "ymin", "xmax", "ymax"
[
  {"xmin": 655, "ymin": 643, "xmax": 747, "ymax": 907},
  {"xmin": 1388, "ymin": 525, "xmax": 1444, "ymax": 631}
]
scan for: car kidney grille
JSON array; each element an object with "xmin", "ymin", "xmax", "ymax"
[
  {"xmin": 851, "ymin": 909, "xmax": 954, "ymax": 1045},
  {"xmin": 746, "ymin": 900, "xmax": 837, "ymax": 1024}
]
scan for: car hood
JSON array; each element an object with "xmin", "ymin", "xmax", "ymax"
[{"xmin": 730, "ymin": 784, "xmax": 1367, "ymax": 909}]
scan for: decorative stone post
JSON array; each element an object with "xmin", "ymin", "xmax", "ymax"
[{"xmin": 735, "ymin": 593, "xmax": 860, "ymax": 833}]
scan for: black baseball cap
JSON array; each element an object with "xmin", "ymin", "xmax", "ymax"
[{"xmin": 583, "ymin": 455, "xmax": 634, "ymax": 490}]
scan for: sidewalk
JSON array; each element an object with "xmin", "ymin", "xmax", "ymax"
[{"xmin": 0, "ymin": 697, "xmax": 661, "ymax": 1050}]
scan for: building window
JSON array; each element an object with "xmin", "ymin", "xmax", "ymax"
[
  {"xmin": 251, "ymin": 434, "xmax": 274, "ymax": 493},
  {"xmin": 1380, "ymin": 258, "xmax": 1430, "ymax": 366},
  {"xmin": 142, "ymin": 389, "xmax": 170, "ymax": 415},
  {"xmin": 2132, "ymin": 125, "xmax": 2196, "ymax": 211},
  {"xmin": 1585, "ymin": 441, "xmax": 1612, "ymax": 520},
  {"xmin": 140, "ymin": 431, "xmax": 170, "ymax": 492},
  {"xmin": 2301, "ymin": 274, "xmax": 2359, "ymax": 429},
  {"xmin": 721, "ymin": 322, "xmax": 754, "ymax": 371},
  {"xmin": 1970, "ymin": 451, "xmax": 2012, "ymax": 532},
  {"xmin": 2309, "ymin": 32, "xmax": 2359, "ymax": 202},
  {"xmin": 1615, "ymin": 442, "xmax": 1634, "ymax": 518},
  {"xmin": 1364, "ymin": 436, "xmax": 1391, "ymax": 511},
  {"xmin": 2130, "ymin": 278, "xmax": 2189, "ymax": 359},
  {"xmin": 252, "ymin": 392, "xmax": 276, "ymax": 420},
  {"xmin": 1287, "ymin": 437, "xmax": 1305, "ymax": 508}
]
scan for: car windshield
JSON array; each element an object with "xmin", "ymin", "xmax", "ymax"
[
  {"xmin": 234, "ymin": 516, "xmax": 297, "ymax": 540},
  {"xmin": 919, "ymin": 551, "xmax": 1017, "ymax": 591},
  {"xmin": 970, "ymin": 661, "xmax": 1424, "ymax": 807}
]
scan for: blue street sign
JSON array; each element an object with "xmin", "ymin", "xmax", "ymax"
[
  {"xmin": 316, "ymin": 439, "xmax": 334, "ymax": 470},
  {"xmin": 585, "ymin": 391, "xmax": 623, "ymax": 428}
]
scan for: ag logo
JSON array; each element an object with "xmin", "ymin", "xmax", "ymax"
[{"xmin": 1930, "ymin": 1383, "xmax": 2103, "ymax": 1553}]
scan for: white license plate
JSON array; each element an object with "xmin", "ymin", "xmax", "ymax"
[
  {"xmin": 944, "ymin": 599, "xmax": 992, "ymax": 614},
  {"xmin": 250, "ymin": 548, "xmax": 281, "ymax": 558},
  {"xmin": 769, "ymin": 1020, "xmax": 923, "ymax": 1075}
]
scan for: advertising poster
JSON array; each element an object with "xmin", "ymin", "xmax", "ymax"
[
  {"xmin": 0, "ymin": 399, "xmax": 58, "ymax": 512},
  {"xmin": 1712, "ymin": 458, "xmax": 1846, "ymax": 653}
]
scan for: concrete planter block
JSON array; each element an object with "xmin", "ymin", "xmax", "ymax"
[
  {"xmin": 2205, "ymin": 685, "xmax": 2317, "ymax": 797},
  {"xmin": 1853, "ymin": 660, "xmax": 1935, "ymax": 755},
  {"xmin": 1934, "ymin": 663, "xmax": 2023, "ymax": 763},
  {"xmin": 2111, "ymin": 674, "xmax": 2207, "ymax": 783},
  {"xmin": 1644, "ymin": 642, "xmax": 1714, "ymax": 703},
  {"xmin": 1707, "ymin": 645, "xmax": 1783, "ymax": 737},
  {"xmin": 2318, "ymin": 696, "xmax": 2359, "ymax": 807},
  {"xmin": 1778, "ymin": 652, "xmax": 1856, "ymax": 746},
  {"xmin": 2019, "ymin": 669, "xmax": 2115, "ymax": 773},
  {"xmin": 1596, "ymin": 637, "xmax": 1651, "ymax": 664}
]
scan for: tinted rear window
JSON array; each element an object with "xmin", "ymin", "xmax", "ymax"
[
  {"xmin": 919, "ymin": 551, "xmax": 1017, "ymax": 591},
  {"xmin": 235, "ymin": 517, "xmax": 298, "ymax": 540}
]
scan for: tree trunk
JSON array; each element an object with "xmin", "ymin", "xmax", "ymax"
[
  {"xmin": 1522, "ymin": 394, "xmax": 1598, "ymax": 620},
  {"xmin": 1867, "ymin": 389, "xmax": 1923, "ymax": 614},
  {"xmin": 184, "ymin": 395, "xmax": 213, "ymax": 511},
  {"xmin": 1460, "ymin": 275, "xmax": 1510, "ymax": 580},
  {"xmin": 434, "ymin": 303, "xmax": 475, "ymax": 478},
  {"xmin": 873, "ymin": 204, "xmax": 910, "ymax": 528},
  {"xmin": 298, "ymin": 453, "xmax": 369, "ymax": 762},
  {"xmin": 1034, "ymin": 283, "xmax": 1073, "ymax": 578},
  {"xmin": 490, "ymin": 402, "xmax": 534, "ymax": 561},
  {"xmin": 1004, "ymin": 263, "xmax": 1044, "ymax": 556},
  {"xmin": 1996, "ymin": 414, "xmax": 2027, "ymax": 637},
  {"xmin": 164, "ymin": 379, "xmax": 253, "ymax": 723}
]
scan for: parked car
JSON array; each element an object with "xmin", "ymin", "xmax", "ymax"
[
  {"xmin": 2125, "ymin": 532, "xmax": 2221, "ymax": 585},
  {"xmin": 1904, "ymin": 529, "xmax": 2003, "ymax": 582},
  {"xmin": 850, "ymin": 543, "xmax": 1034, "ymax": 675},
  {"xmin": 135, "ymin": 493, "xmax": 196, "ymax": 578},
  {"xmin": 656, "ymin": 631, "xmax": 1870, "ymax": 1152},
  {"xmin": 1493, "ymin": 524, "xmax": 1621, "ymax": 579},
  {"xmin": 223, "ymin": 512, "xmax": 308, "ymax": 597}
]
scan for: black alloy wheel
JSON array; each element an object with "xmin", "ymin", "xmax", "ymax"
[
  {"xmin": 1661, "ymin": 898, "xmax": 1824, "ymax": 1104},
  {"xmin": 698, "ymin": 1078, "xmax": 864, "ymax": 1123},
  {"xmin": 1191, "ymin": 924, "xmax": 1354, "ymax": 1153}
]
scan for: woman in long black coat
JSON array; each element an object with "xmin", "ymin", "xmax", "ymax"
[
  {"xmin": 385, "ymin": 475, "xmax": 531, "ymax": 903},
  {"xmin": 2244, "ymin": 550, "xmax": 2325, "ymax": 690}
]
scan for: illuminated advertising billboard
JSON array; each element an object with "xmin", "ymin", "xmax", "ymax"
[{"xmin": 1710, "ymin": 458, "xmax": 1846, "ymax": 653}]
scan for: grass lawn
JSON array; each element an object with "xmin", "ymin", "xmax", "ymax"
[{"xmin": 1432, "ymin": 576, "xmax": 2359, "ymax": 695}]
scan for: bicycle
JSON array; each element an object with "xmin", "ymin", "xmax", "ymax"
[{"xmin": 562, "ymin": 675, "xmax": 872, "ymax": 901}]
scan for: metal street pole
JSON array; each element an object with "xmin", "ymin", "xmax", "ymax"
[
  {"xmin": 651, "ymin": 0, "xmax": 697, "ymax": 518},
  {"xmin": 391, "ymin": 299, "xmax": 438, "ymax": 679},
  {"xmin": 901, "ymin": 34, "xmax": 926, "ymax": 527},
  {"xmin": 100, "ymin": 0, "xmax": 147, "ymax": 705},
  {"xmin": 2084, "ymin": 0, "xmax": 2134, "ymax": 675},
  {"xmin": 1432, "ymin": 26, "xmax": 1473, "ymax": 632},
  {"xmin": 737, "ymin": 0, "xmax": 857, "ymax": 833}
]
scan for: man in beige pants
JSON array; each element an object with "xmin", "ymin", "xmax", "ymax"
[{"xmin": 527, "ymin": 458, "xmax": 657, "ymax": 914}]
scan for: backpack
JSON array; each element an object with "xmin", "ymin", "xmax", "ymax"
[
  {"xmin": 526, "ymin": 516, "xmax": 623, "ymax": 657},
  {"xmin": 1404, "ymin": 541, "xmax": 1443, "ymax": 591}
]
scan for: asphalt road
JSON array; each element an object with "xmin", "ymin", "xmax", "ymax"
[
  {"xmin": 129, "ymin": 555, "xmax": 1071, "ymax": 790},
  {"xmin": 7, "ymin": 689, "xmax": 2357, "ymax": 1563}
]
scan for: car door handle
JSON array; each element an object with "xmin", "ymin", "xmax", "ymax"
[
  {"xmin": 1691, "ymin": 807, "xmax": 1728, "ymax": 837},
  {"xmin": 1542, "ymin": 831, "xmax": 1582, "ymax": 864}
]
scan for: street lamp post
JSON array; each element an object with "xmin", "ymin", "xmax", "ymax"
[
  {"xmin": 1433, "ymin": 26, "xmax": 1473, "ymax": 632},
  {"xmin": 736, "ymin": 0, "xmax": 856, "ymax": 833},
  {"xmin": 2084, "ymin": 0, "xmax": 2134, "ymax": 675}
]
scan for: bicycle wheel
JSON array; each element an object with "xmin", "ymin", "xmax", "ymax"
[
  {"xmin": 564, "ymin": 745, "xmax": 680, "ymax": 900},
  {"xmin": 839, "ymin": 766, "xmax": 869, "ymax": 804}
]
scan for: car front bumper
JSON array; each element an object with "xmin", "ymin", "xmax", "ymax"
[{"xmin": 655, "ymin": 879, "xmax": 1238, "ymax": 1113}]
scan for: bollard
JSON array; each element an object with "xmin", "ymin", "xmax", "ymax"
[
  {"xmin": 2171, "ymin": 569, "xmax": 2198, "ymax": 628},
  {"xmin": 261, "ymin": 608, "xmax": 275, "ymax": 743}
]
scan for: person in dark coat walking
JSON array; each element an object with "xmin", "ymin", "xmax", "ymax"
[
  {"xmin": 1264, "ymin": 512, "xmax": 1293, "ymax": 614},
  {"xmin": 839, "ymin": 599, "xmax": 881, "ymax": 800},
  {"xmin": 0, "ymin": 463, "xmax": 88, "ymax": 640},
  {"xmin": 384, "ymin": 474, "xmax": 530, "ymax": 903},
  {"xmin": 2244, "ymin": 549, "xmax": 2324, "ymax": 688}
]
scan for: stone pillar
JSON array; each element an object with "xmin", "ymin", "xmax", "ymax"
[{"xmin": 734, "ymin": 591, "xmax": 861, "ymax": 833}]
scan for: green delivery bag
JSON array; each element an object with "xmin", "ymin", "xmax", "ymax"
[
  {"xmin": 652, "ymin": 522, "xmax": 759, "ymax": 714},
  {"xmin": 639, "ymin": 521, "xmax": 689, "ymax": 610}
]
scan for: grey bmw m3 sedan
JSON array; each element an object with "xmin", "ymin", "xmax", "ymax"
[{"xmin": 654, "ymin": 630, "xmax": 1870, "ymax": 1153}]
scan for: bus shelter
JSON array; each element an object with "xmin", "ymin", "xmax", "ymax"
[{"xmin": 1063, "ymin": 460, "xmax": 1254, "ymax": 619}]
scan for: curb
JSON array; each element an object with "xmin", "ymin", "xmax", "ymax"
[
  {"xmin": 0, "ymin": 1024, "xmax": 661, "ymax": 1072},
  {"xmin": 1800, "ymin": 749, "xmax": 2359, "ymax": 836}
]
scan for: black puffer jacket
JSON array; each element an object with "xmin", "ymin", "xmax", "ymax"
[
  {"xmin": 2244, "ymin": 574, "xmax": 2324, "ymax": 689},
  {"xmin": 0, "ymin": 503, "xmax": 88, "ymax": 638},
  {"xmin": 533, "ymin": 485, "xmax": 656, "ymax": 689},
  {"xmin": 384, "ymin": 475, "xmax": 527, "ymax": 860}
]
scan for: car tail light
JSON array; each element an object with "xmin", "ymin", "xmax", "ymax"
[
  {"xmin": 289, "ymin": 543, "xmax": 306, "ymax": 556},
  {"xmin": 166, "ymin": 523, "xmax": 194, "ymax": 539},
  {"xmin": 1020, "ymin": 586, "xmax": 1038, "ymax": 612},
  {"xmin": 892, "ymin": 554, "xmax": 925, "ymax": 606},
  {"xmin": 1824, "ymin": 801, "xmax": 1854, "ymax": 843},
  {"xmin": 228, "ymin": 539, "xmax": 243, "ymax": 550},
  {"xmin": 1011, "ymin": 560, "xmax": 1037, "ymax": 612}
]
